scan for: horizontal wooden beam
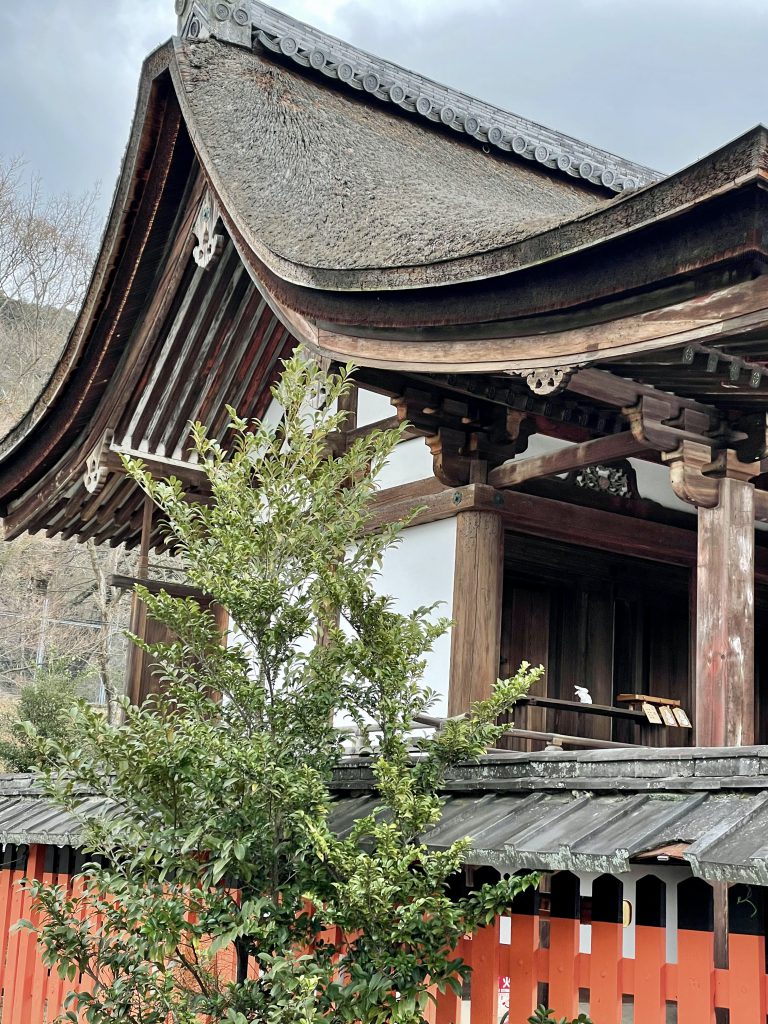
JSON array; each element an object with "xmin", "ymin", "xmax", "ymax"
[
  {"xmin": 108, "ymin": 573, "xmax": 208, "ymax": 602},
  {"xmin": 488, "ymin": 432, "xmax": 647, "ymax": 489},
  {"xmin": 519, "ymin": 695, "xmax": 646, "ymax": 722},
  {"xmin": 368, "ymin": 477, "xmax": 768, "ymax": 583},
  {"xmin": 107, "ymin": 446, "xmax": 208, "ymax": 488}
]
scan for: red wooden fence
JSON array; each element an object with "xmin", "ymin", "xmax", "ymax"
[{"xmin": 0, "ymin": 844, "xmax": 767, "ymax": 1023}]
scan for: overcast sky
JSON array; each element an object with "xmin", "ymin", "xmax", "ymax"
[{"xmin": 2, "ymin": 0, "xmax": 768, "ymax": 215}]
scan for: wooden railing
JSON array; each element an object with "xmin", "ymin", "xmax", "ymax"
[{"xmin": 0, "ymin": 845, "xmax": 766, "ymax": 1023}]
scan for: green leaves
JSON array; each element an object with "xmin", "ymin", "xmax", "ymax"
[{"xmin": 28, "ymin": 350, "xmax": 541, "ymax": 1024}]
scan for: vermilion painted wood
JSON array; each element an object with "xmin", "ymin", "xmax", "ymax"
[
  {"xmin": 434, "ymin": 940, "xmax": 464, "ymax": 1024},
  {"xmin": 468, "ymin": 921, "xmax": 499, "ymax": 1024},
  {"xmin": 47, "ymin": 848, "xmax": 76, "ymax": 1022},
  {"xmin": 548, "ymin": 872, "xmax": 580, "ymax": 1020},
  {"xmin": 676, "ymin": 931, "xmax": 715, "ymax": 1023},
  {"xmin": 589, "ymin": 921, "xmax": 623, "ymax": 1021},
  {"xmin": 0, "ymin": 847, "xmax": 15, "ymax": 993},
  {"xmin": 727, "ymin": 883, "xmax": 767, "ymax": 1022},
  {"xmin": 633, "ymin": 926, "xmax": 667, "ymax": 1024},
  {"xmin": 507, "ymin": 912, "xmax": 539, "ymax": 1022},
  {"xmin": 8, "ymin": 845, "xmax": 45, "ymax": 1024},
  {"xmin": 1, "ymin": 849, "xmax": 29, "ymax": 1022},
  {"xmin": 676, "ymin": 878, "xmax": 716, "ymax": 1024},
  {"xmin": 27, "ymin": 847, "xmax": 55, "ymax": 1024},
  {"xmin": 728, "ymin": 933, "xmax": 766, "ymax": 1021},
  {"xmin": 547, "ymin": 916, "xmax": 580, "ymax": 1019}
]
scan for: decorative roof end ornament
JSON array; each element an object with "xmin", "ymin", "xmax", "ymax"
[
  {"xmin": 176, "ymin": 0, "xmax": 252, "ymax": 47},
  {"xmin": 84, "ymin": 430, "xmax": 115, "ymax": 496},
  {"xmin": 505, "ymin": 365, "xmax": 575, "ymax": 396},
  {"xmin": 192, "ymin": 189, "xmax": 225, "ymax": 269}
]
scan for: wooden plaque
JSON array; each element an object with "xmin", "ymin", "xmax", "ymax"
[
  {"xmin": 673, "ymin": 707, "xmax": 692, "ymax": 729},
  {"xmin": 641, "ymin": 702, "xmax": 663, "ymax": 725},
  {"xmin": 659, "ymin": 705, "xmax": 677, "ymax": 727}
]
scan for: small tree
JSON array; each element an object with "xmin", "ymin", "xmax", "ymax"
[
  {"xmin": 0, "ymin": 659, "xmax": 86, "ymax": 772},
  {"xmin": 26, "ymin": 353, "xmax": 542, "ymax": 1024}
]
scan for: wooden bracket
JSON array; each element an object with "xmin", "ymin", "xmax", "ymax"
[
  {"xmin": 192, "ymin": 189, "xmax": 225, "ymax": 270},
  {"xmin": 392, "ymin": 389, "xmax": 534, "ymax": 486},
  {"xmin": 662, "ymin": 440, "xmax": 763, "ymax": 508},
  {"xmin": 623, "ymin": 395, "xmax": 720, "ymax": 453},
  {"xmin": 83, "ymin": 429, "xmax": 116, "ymax": 496}
]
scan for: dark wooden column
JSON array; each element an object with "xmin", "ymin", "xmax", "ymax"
[
  {"xmin": 126, "ymin": 493, "xmax": 153, "ymax": 705},
  {"xmin": 696, "ymin": 476, "xmax": 755, "ymax": 746},
  {"xmin": 448, "ymin": 509, "xmax": 504, "ymax": 715}
]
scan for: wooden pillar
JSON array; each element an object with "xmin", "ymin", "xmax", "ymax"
[
  {"xmin": 448, "ymin": 509, "xmax": 504, "ymax": 715},
  {"xmin": 126, "ymin": 494, "xmax": 153, "ymax": 705},
  {"xmin": 696, "ymin": 477, "xmax": 755, "ymax": 746}
]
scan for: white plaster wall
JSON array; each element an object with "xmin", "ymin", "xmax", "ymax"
[
  {"xmin": 357, "ymin": 387, "xmax": 394, "ymax": 427},
  {"xmin": 373, "ymin": 518, "xmax": 456, "ymax": 716},
  {"xmin": 376, "ymin": 437, "xmax": 434, "ymax": 489}
]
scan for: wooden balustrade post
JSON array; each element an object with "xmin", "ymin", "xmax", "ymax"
[
  {"xmin": 507, "ymin": 883, "xmax": 540, "ymax": 1022},
  {"xmin": 633, "ymin": 875, "xmax": 667, "ymax": 1024},
  {"xmin": 589, "ymin": 875, "xmax": 623, "ymax": 1024},
  {"xmin": 727, "ymin": 883, "xmax": 766, "ymax": 1022},
  {"xmin": 677, "ymin": 877, "xmax": 716, "ymax": 1024},
  {"xmin": 548, "ymin": 872, "xmax": 580, "ymax": 1020},
  {"xmin": 448, "ymin": 510, "xmax": 504, "ymax": 715}
]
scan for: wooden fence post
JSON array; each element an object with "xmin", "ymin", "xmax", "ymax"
[
  {"xmin": 677, "ymin": 877, "xmax": 715, "ymax": 1024},
  {"xmin": 470, "ymin": 918, "xmax": 500, "ymax": 1024},
  {"xmin": 1, "ymin": 845, "xmax": 29, "ymax": 1022},
  {"xmin": 548, "ymin": 872, "xmax": 580, "ymax": 1020},
  {"xmin": 507, "ymin": 883, "xmax": 539, "ymax": 1023},
  {"xmin": 589, "ymin": 875, "xmax": 623, "ymax": 1024},
  {"xmin": 634, "ymin": 874, "xmax": 667, "ymax": 1024},
  {"xmin": 727, "ymin": 883, "xmax": 766, "ymax": 1023},
  {"xmin": 435, "ymin": 938, "xmax": 465, "ymax": 1024}
]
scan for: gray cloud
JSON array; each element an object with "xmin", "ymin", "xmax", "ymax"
[{"xmin": 1, "ymin": 0, "xmax": 766, "ymax": 214}]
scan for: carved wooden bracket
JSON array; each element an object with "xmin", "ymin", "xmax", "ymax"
[
  {"xmin": 623, "ymin": 395, "xmax": 720, "ymax": 453},
  {"xmin": 662, "ymin": 441, "xmax": 763, "ymax": 508},
  {"xmin": 505, "ymin": 365, "xmax": 575, "ymax": 396},
  {"xmin": 392, "ymin": 389, "xmax": 534, "ymax": 487},
  {"xmin": 662, "ymin": 441, "xmax": 720, "ymax": 508},
  {"xmin": 192, "ymin": 190, "xmax": 225, "ymax": 269},
  {"xmin": 83, "ymin": 430, "xmax": 115, "ymax": 496}
]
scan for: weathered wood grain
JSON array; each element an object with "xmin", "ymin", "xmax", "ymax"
[
  {"xmin": 488, "ymin": 431, "xmax": 646, "ymax": 489},
  {"xmin": 448, "ymin": 511, "xmax": 504, "ymax": 715},
  {"xmin": 696, "ymin": 477, "xmax": 755, "ymax": 746}
]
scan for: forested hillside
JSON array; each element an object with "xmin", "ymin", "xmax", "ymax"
[{"xmin": 0, "ymin": 157, "xmax": 133, "ymax": 710}]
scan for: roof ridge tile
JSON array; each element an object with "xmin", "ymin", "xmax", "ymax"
[{"xmin": 175, "ymin": 0, "xmax": 661, "ymax": 194}]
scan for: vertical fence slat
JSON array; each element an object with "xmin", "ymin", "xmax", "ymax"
[
  {"xmin": 8, "ymin": 844, "xmax": 45, "ymax": 1024},
  {"xmin": 548, "ymin": 872, "xmax": 580, "ymax": 1020},
  {"xmin": 27, "ymin": 845, "xmax": 55, "ymax": 1024},
  {"xmin": 46, "ymin": 847, "xmax": 74, "ymax": 1022},
  {"xmin": 676, "ymin": 877, "xmax": 716, "ymax": 1024},
  {"xmin": 1, "ymin": 845, "xmax": 29, "ymax": 1023},
  {"xmin": 435, "ymin": 938, "xmax": 465, "ymax": 1024},
  {"xmin": 727, "ymin": 883, "xmax": 766, "ymax": 1023},
  {"xmin": 507, "ymin": 885, "xmax": 539, "ymax": 1023},
  {"xmin": 0, "ymin": 844, "xmax": 17, "ymax": 997},
  {"xmin": 470, "ymin": 919, "xmax": 499, "ymax": 1024},
  {"xmin": 633, "ymin": 874, "xmax": 667, "ymax": 1024},
  {"xmin": 589, "ymin": 874, "xmax": 623, "ymax": 1024}
]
